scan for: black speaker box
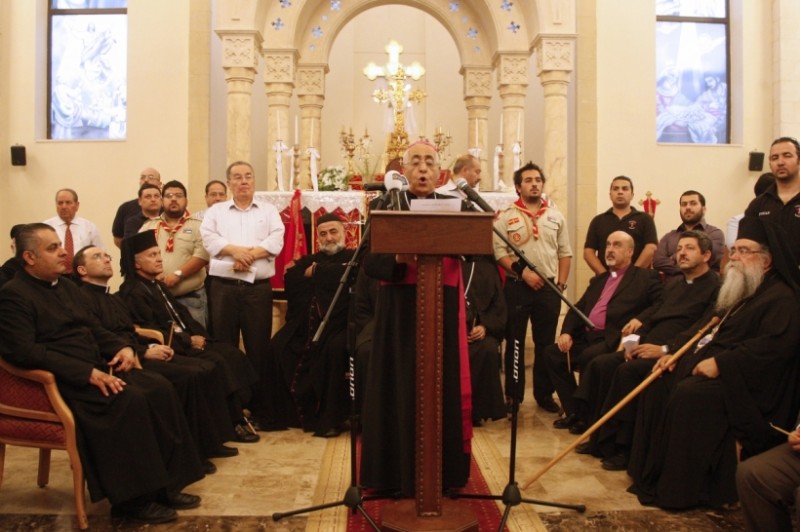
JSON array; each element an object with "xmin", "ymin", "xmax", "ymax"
[
  {"xmin": 10, "ymin": 145, "xmax": 26, "ymax": 166},
  {"xmin": 748, "ymin": 151, "xmax": 764, "ymax": 172}
]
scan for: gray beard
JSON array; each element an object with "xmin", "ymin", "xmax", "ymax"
[
  {"xmin": 715, "ymin": 261, "xmax": 765, "ymax": 312},
  {"xmin": 320, "ymin": 242, "xmax": 345, "ymax": 256}
]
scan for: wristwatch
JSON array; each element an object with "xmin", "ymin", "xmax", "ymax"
[
  {"xmin": 173, "ymin": 270, "xmax": 183, "ymax": 278},
  {"xmin": 556, "ymin": 282, "xmax": 567, "ymax": 292},
  {"xmin": 511, "ymin": 261, "xmax": 526, "ymax": 276}
]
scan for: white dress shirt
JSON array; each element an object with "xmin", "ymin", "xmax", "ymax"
[{"xmin": 43, "ymin": 215, "xmax": 104, "ymax": 250}]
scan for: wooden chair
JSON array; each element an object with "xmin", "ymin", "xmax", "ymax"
[{"xmin": 0, "ymin": 358, "xmax": 88, "ymax": 530}]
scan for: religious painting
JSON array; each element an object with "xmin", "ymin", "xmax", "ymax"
[
  {"xmin": 655, "ymin": 0, "xmax": 729, "ymax": 144},
  {"xmin": 49, "ymin": 13, "xmax": 127, "ymax": 139}
]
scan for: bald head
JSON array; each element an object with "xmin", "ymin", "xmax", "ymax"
[{"xmin": 605, "ymin": 231, "xmax": 634, "ymax": 271}]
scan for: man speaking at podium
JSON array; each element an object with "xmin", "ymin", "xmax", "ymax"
[{"xmin": 359, "ymin": 141, "xmax": 472, "ymax": 497}]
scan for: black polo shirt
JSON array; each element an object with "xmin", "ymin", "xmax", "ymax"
[
  {"xmin": 584, "ymin": 207, "xmax": 658, "ymax": 269},
  {"xmin": 744, "ymin": 183, "xmax": 800, "ymax": 264}
]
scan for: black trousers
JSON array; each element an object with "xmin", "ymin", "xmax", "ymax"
[
  {"xmin": 503, "ymin": 278, "xmax": 561, "ymax": 404},
  {"xmin": 208, "ymin": 277, "xmax": 287, "ymax": 423}
]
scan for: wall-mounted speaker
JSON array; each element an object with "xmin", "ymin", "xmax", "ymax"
[
  {"xmin": 748, "ymin": 151, "xmax": 764, "ymax": 172},
  {"xmin": 10, "ymin": 145, "xmax": 26, "ymax": 166}
]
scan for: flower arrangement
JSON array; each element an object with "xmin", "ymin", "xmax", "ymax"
[{"xmin": 317, "ymin": 165, "xmax": 349, "ymax": 191}]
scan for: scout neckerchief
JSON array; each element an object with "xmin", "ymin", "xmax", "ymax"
[
  {"xmin": 513, "ymin": 197, "xmax": 549, "ymax": 239},
  {"xmin": 156, "ymin": 210, "xmax": 191, "ymax": 253}
]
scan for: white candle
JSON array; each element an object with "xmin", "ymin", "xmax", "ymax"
[{"xmin": 294, "ymin": 115, "xmax": 299, "ymax": 145}]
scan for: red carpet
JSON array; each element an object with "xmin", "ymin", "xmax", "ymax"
[{"xmin": 347, "ymin": 440, "xmax": 506, "ymax": 531}]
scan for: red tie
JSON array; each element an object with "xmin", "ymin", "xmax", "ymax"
[{"xmin": 64, "ymin": 223, "xmax": 74, "ymax": 273}]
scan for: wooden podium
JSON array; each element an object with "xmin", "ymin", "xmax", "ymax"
[{"xmin": 370, "ymin": 211, "xmax": 494, "ymax": 532}]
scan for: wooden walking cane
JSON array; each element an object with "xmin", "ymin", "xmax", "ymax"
[{"xmin": 521, "ymin": 315, "xmax": 720, "ymax": 490}]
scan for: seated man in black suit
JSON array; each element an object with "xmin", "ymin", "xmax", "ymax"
[
  {"xmin": 0, "ymin": 223, "xmax": 203, "ymax": 524},
  {"xmin": 544, "ymin": 231, "xmax": 662, "ymax": 434},
  {"xmin": 118, "ymin": 230, "xmax": 259, "ymax": 442}
]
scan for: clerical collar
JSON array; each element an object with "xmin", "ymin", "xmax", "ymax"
[
  {"xmin": 609, "ymin": 265, "xmax": 629, "ymax": 278},
  {"xmin": 21, "ymin": 269, "xmax": 60, "ymax": 288},
  {"xmin": 83, "ymin": 281, "xmax": 111, "ymax": 293}
]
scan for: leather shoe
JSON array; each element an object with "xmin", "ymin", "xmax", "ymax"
[
  {"xmin": 234, "ymin": 423, "xmax": 260, "ymax": 443},
  {"xmin": 111, "ymin": 501, "xmax": 177, "ymax": 524},
  {"xmin": 601, "ymin": 452, "xmax": 629, "ymax": 471},
  {"xmin": 209, "ymin": 445, "xmax": 239, "ymax": 458},
  {"xmin": 202, "ymin": 459, "xmax": 217, "ymax": 475},
  {"xmin": 575, "ymin": 441, "xmax": 594, "ymax": 455},
  {"xmin": 159, "ymin": 492, "xmax": 202, "ymax": 510},
  {"xmin": 568, "ymin": 420, "xmax": 588, "ymax": 435},
  {"xmin": 553, "ymin": 413, "xmax": 580, "ymax": 429},
  {"xmin": 537, "ymin": 397, "xmax": 561, "ymax": 414}
]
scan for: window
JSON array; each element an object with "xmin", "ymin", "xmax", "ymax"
[
  {"xmin": 48, "ymin": 0, "xmax": 128, "ymax": 140},
  {"xmin": 655, "ymin": 0, "xmax": 729, "ymax": 144}
]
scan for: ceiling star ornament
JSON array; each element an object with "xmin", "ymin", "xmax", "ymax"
[
  {"xmin": 280, "ymin": 0, "xmax": 291, "ymax": 7},
  {"xmin": 272, "ymin": 18, "xmax": 284, "ymax": 31},
  {"xmin": 468, "ymin": 27, "xmax": 478, "ymax": 39},
  {"xmin": 330, "ymin": 0, "xmax": 341, "ymax": 11},
  {"xmin": 449, "ymin": 2, "xmax": 459, "ymax": 12},
  {"xmin": 501, "ymin": 0, "xmax": 513, "ymax": 12},
  {"xmin": 312, "ymin": 26, "xmax": 323, "ymax": 38},
  {"xmin": 507, "ymin": 21, "xmax": 520, "ymax": 34}
]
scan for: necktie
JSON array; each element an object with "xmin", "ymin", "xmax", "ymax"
[{"xmin": 64, "ymin": 223, "xmax": 74, "ymax": 273}]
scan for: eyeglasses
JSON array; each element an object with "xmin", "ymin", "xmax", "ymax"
[
  {"xmin": 730, "ymin": 246, "xmax": 765, "ymax": 257},
  {"xmin": 163, "ymin": 193, "xmax": 185, "ymax": 199}
]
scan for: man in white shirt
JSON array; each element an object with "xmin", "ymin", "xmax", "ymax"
[
  {"xmin": 43, "ymin": 188, "xmax": 103, "ymax": 274},
  {"xmin": 201, "ymin": 161, "xmax": 288, "ymax": 430}
]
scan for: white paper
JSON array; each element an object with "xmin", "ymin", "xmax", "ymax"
[
  {"xmin": 408, "ymin": 198, "xmax": 462, "ymax": 212},
  {"xmin": 621, "ymin": 334, "xmax": 640, "ymax": 354},
  {"xmin": 209, "ymin": 258, "xmax": 256, "ymax": 283}
]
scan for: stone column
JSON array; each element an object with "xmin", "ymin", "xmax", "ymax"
[
  {"xmin": 462, "ymin": 66, "xmax": 492, "ymax": 189},
  {"xmin": 217, "ymin": 31, "xmax": 261, "ymax": 165},
  {"xmin": 534, "ymin": 35, "xmax": 575, "ymax": 216},
  {"xmin": 495, "ymin": 53, "xmax": 529, "ymax": 188},
  {"xmin": 263, "ymin": 50, "xmax": 297, "ymax": 191},
  {"xmin": 296, "ymin": 65, "xmax": 327, "ymax": 189}
]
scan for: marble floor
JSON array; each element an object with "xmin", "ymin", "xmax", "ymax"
[{"xmin": 0, "ymin": 373, "xmax": 746, "ymax": 531}]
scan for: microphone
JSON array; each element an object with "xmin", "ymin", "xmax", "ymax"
[
  {"xmin": 455, "ymin": 178, "xmax": 495, "ymax": 213},
  {"xmin": 363, "ymin": 171, "xmax": 409, "ymax": 191}
]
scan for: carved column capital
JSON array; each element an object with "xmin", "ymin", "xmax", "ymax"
[
  {"xmin": 533, "ymin": 34, "xmax": 576, "ymax": 74},
  {"xmin": 263, "ymin": 49, "xmax": 298, "ymax": 84},
  {"xmin": 494, "ymin": 52, "xmax": 530, "ymax": 87},
  {"xmin": 461, "ymin": 66, "xmax": 493, "ymax": 99},
  {"xmin": 296, "ymin": 65, "xmax": 328, "ymax": 97},
  {"xmin": 217, "ymin": 30, "xmax": 261, "ymax": 69}
]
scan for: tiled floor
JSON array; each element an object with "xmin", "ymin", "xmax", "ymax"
[{"xmin": 0, "ymin": 371, "xmax": 745, "ymax": 531}]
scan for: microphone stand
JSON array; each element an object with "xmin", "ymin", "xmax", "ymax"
[
  {"xmin": 448, "ymin": 193, "xmax": 586, "ymax": 530},
  {"xmin": 272, "ymin": 190, "xmax": 398, "ymax": 530}
]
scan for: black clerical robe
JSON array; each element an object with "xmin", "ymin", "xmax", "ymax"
[
  {"xmin": 579, "ymin": 270, "xmax": 720, "ymax": 455},
  {"xmin": 79, "ymin": 281, "xmax": 233, "ymax": 455},
  {"xmin": 462, "ymin": 257, "xmax": 507, "ymax": 423},
  {"xmin": 118, "ymin": 275, "xmax": 256, "ymax": 413},
  {"xmin": 628, "ymin": 271, "xmax": 800, "ymax": 509},
  {"xmin": 359, "ymin": 190, "xmax": 472, "ymax": 496},
  {"xmin": 0, "ymin": 272, "xmax": 204, "ymax": 505},
  {"xmin": 271, "ymin": 247, "xmax": 355, "ymax": 435}
]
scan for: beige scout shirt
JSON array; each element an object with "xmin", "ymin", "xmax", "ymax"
[
  {"xmin": 141, "ymin": 216, "xmax": 208, "ymax": 296},
  {"xmin": 492, "ymin": 201, "xmax": 572, "ymax": 280}
]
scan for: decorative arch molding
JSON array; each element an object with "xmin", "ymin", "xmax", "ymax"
[{"xmin": 215, "ymin": 0, "xmax": 575, "ymax": 192}]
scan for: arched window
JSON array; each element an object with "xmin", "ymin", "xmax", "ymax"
[
  {"xmin": 655, "ymin": 0, "xmax": 729, "ymax": 144},
  {"xmin": 48, "ymin": 0, "xmax": 128, "ymax": 140}
]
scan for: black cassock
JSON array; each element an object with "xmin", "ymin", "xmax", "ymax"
[
  {"xmin": 0, "ymin": 272, "xmax": 204, "ymax": 505},
  {"xmin": 628, "ymin": 271, "xmax": 800, "ymax": 509},
  {"xmin": 271, "ymin": 247, "xmax": 355, "ymax": 435},
  {"xmin": 79, "ymin": 282, "xmax": 234, "ymax": 456},
  {"xmin": 359, "ymin": 190, "xmax": 472, "ymax": 496},
  {"xmin": 118, "ymin": 275, "xmax": 257, "ymax": 421}
]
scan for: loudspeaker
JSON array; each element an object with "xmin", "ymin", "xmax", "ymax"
[
  {"xmin": 10, "ymin": 145, "xmax": 26, "ymax": 166},
  {"xmin": 748, "ymin": 151, "xmax": 764, "ymax": 172}
]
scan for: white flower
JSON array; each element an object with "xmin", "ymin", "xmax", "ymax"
[{"xmin": 318, "ymin": 165, "xmax": 349, "ymax": 191}]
